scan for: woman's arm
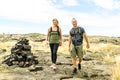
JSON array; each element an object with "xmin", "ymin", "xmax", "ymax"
[
  {"xmin": 46, "ymin": 28, "xmax": 50, "ymax": 43},
  {"xmin": 59, "ymin": 28, "xmax": 62, "ymax": 46}
]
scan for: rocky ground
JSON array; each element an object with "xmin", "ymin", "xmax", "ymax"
[
  {"xmin": 0, "ymin": 33, "xmax": 119, "ymax": 80},
  {"xmin": 0, "ymin": 50, "xmax": 112, "ymax": 80}
]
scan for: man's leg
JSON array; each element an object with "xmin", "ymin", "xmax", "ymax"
[
  {"xmin": 72, "ymin": 57, "xmax": 77, "ymax": 68},
  {"xmin": 77, "ymin": 45, "xmax": 83, "ymax": 70},
  {"xmin": 78, "ymin": 57, "xmax": 82, "ymax": 70},
  {"xmin": 71, "ymin": 57, "xmax": 77, "ymax": 74},
  {"xmin": 71, "ymin": 46, "xmax": 77, "ymax": 74},
  {"xmin": 78, "ymin": 57, "xmax": 82, "ymax": 64}
]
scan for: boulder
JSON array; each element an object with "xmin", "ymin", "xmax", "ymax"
[{"xmin": 34, "ymin": 38, "xmax": 46, "ymax": 42}]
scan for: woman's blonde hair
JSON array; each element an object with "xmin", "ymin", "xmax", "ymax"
[{"xmin": 52, "ymin": 18, "xmax": 59, "ymax": 28}]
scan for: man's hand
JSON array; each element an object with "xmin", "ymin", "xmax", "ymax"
[
  {"xmin": 68, "ymin": 36, "xmax": 72, "ymax": 52},
  {"xmin": 68, "ymin": 47, "xmax": 71, "ymax": 52},
  {"xmin": 84, "ymin": 33, "xmax": 90, "ymax": 49},
  {"xmin": 86, "ymin": 43, "xmax": 90, "ymax": 49}
]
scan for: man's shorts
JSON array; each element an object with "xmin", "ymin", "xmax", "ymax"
[{"xmin": 70, "ymin": 44, "xmax": 83, "ymax": 58}]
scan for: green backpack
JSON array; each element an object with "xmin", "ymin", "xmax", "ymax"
[
  {"xmin": 49, "ymin": 27, "xmax": 60, "ymax": 44},
  {"xmin": 50, "ymin": 27, "xmax": 60, "ymax": 36}
]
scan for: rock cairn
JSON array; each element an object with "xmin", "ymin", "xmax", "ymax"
[{"xmin": 2, "ymin": 38, "xmax": 38, "ymax": 67}]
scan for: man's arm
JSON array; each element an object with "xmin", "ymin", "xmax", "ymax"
[
  {"xmin": 68, "ymin": 36, "xmax": 72, "ymax": 52},
  {"xmin": 83, "ymin": 33, "xmax": 90, "ymax": 49}
]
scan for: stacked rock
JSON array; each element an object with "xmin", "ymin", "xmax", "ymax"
[{"xmin": 3, "ymin": 38, "xmax": 38, "ymax": 67}]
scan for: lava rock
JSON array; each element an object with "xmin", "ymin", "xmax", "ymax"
[{"xmin": 2, "ymin": 37, "xmax": 38, "ymax": 67}]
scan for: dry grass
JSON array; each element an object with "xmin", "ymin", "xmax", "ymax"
[
  {"xmin": 103, "ymin": 54, "xmax": 115, "ymax": 63},
  {"xmin": 89, "ymin": 43, "xmax": 120, "ymax": 63},
  {"xmin": 0, "ymin": 41, "xmax": 16, "ymax": 51},
  {"xmin": 89, "ymin": 43, "xmax": 120, "ymax": 55},
  {"xmin": 30, "ymin": 41, "xmax": 50, "ymax": 53},
  {"xmin": 112, "ymin": 55, "xmax": 120, "ymax": 80},
  {"xmin": 112, "ymin": 57, "xmax": 120, "ymax": 80}
]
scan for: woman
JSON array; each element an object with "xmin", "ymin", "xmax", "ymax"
[{"xmin": 46, "ymin": 18, "xmax": 62, "ymax": 69}]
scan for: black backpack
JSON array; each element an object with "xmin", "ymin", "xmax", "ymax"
[
  {"xmin": 71, "ymin": 27, "xmax": 84, "ymax": 46},
  {"xmin": 71, "ymin": 27, "xmax": 82, "ymax": 35}
]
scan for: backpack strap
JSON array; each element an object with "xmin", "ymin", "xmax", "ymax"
[
  {"xmin": 49, "ymin": 27, "xmax": 52, "ymax": 39},
  {"xmin": 71, "ymin": 28, "xmax": 75, "ymax": 34},
  {"xmin": 50, "ymin": 27, "xmax": 52, "ymax": 33},
  {"xmin": 78, "ymin": 27, "xmax": 81, "ymax": 34},
  {"xmin": 49, "ymin": 27, "xmax": 60, "ymax": 36},
  {"xmin": 57, "ymin": 26, "xmax": 60, "ymax": 36},
  {"xmin": 71, "ymin": 27, "xmax": 82, "ymax": 35}
]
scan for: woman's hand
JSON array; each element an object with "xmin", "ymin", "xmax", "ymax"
[
  {"xmin": 59, "ymin": 41, "xmax": 62, "ymax": 46},
  {"xmin": 46, "ymin": 40, "xmax": 49, "ymax": 45}
]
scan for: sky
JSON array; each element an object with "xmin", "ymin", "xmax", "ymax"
[{"xmin": 0, "ymin": 0, "xmax": 120, "ymax": 36}]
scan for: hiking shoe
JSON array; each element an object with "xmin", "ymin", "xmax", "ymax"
[
  {"xmin": 52, "ymin": 64, "xmax": 57, "ymax": 70},
  {"xmin": 71, "ymin": 68, "xmax": 77, "ymax": 75},
  {"xmin": 50, "ymin": 64, "xmax": 54, "ymax": 68},
  {"xmin": 78, "ymin": 64, "xmax": 81, "ymax": 70}
]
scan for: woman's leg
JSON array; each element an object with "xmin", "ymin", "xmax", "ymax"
[
  {"xmin": 52, "ymin": 44, "xmax": 59, "ymax": 64},
  {"xmin": 49, "ymin": 44, "xmax": 54, "ymax": 63}
]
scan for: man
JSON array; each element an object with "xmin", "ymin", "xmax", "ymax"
[{"xmin": 68, "ymin": 18, "xmax": 90, "ymax": 75}]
